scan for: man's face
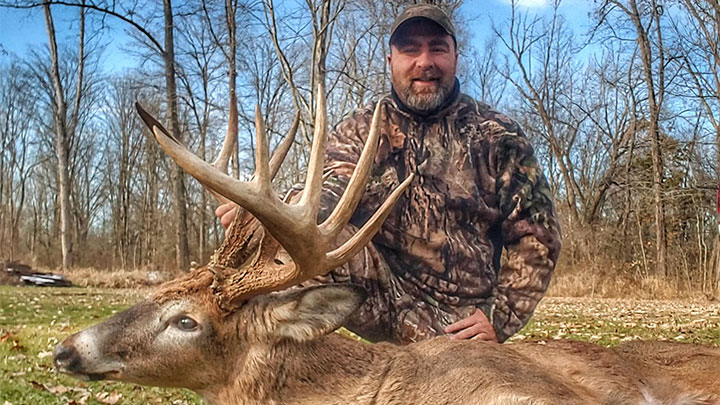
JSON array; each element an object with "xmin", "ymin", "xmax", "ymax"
[{"xmin": 388, "ymin": 19, "xmax": 458, "ymax": 113}]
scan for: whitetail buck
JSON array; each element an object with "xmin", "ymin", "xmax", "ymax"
[{"xmin": 54, "ymin": 74, "xmax": 720, "ymax": 405}]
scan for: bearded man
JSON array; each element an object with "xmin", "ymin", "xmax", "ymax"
[{"xmin": 217, "ymin": 4, "xmax": 561, "ymax": 344}]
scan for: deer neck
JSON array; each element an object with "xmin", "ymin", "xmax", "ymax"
[{"xmin": 205, "ymin": 333, "xmax": 412, "ymax": 405}]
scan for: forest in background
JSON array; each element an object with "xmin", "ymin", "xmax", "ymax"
[{"xmin": 1, "ymin": 0, "xmax": 719, "ymax": 296}]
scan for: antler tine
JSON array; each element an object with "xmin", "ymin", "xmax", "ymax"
[
  {"xmin": 254, "ymin": 105, "xmax": 272, "ymax": 188},
  {"xmin": 326, "ymin": 173, "xmax": 414, "ymax": 269},
  {"xmin": 320, "ymin": 101, "xmax": 383, "ymax": 236},
  {"xmin": 210, "ymin": 95, "xmax": 238, "ymax": 175},
  {"xmin": 215, "ymin": 95, "xmax": 415, "ymax": 304},
  {"xmin": 136, "ymin": 102, "xmax": 229, "ymax": 205},
  {"xmin": 298, "ymin": 81, "xmax": 327, "ymax": 218},
  {"xmin": 319, "ymin": 100, "xmax": 416, "ymax": 268},
  {"xmin": 269, "ymin": 112, "xmax": 300, "ymax": 179},
  {"xmin": 205, "ymin": 94, "xmax": 239, "ymax": 205},
  {"xmin": 135, "ymin": 102, "xmax": 295, "ymax": 237}
]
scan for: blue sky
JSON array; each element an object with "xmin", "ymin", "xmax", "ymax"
[
  {"xmin": 0, "ymin": 4, "xmax": 131, "ymax": 72},
  {"xmin": 0, "ymin": 0, "xmax": 594, "ymax": 72},
  {"xmin": 464, "ymin": 0, "xmax": 594, "ymax": 38}
]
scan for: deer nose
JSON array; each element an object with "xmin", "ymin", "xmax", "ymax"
[{"xmin": 54, "ymin": 343, "xmax": 81, "ymax": 371}]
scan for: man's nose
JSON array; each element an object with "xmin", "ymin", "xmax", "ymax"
[{"xmin": 415, "ymin": 50, "xmax": 434, "ymax": 69}]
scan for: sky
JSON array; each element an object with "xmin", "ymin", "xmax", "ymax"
[
  {"xmin": 0, "ymin": 0, "xmax": 595, "ymax": 72},
  {"xmin": 0, "ymin": 3, "xmax": 132, "ymax": 72}
]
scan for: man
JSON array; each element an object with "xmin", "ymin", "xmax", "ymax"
[{"xmin": 216, "ymin": 4, "xmax": 561, "ymax": 344}]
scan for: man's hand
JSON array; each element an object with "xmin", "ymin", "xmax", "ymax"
[
  {"xmin": 444, "ymin": 309, "xmax": 498, "ymax": 342},
  {"xmin": 215, "ymin": 202, "xmax": 238, "ymax": 230}
]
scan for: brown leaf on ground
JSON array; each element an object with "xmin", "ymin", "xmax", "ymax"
[
  {"xmin": 0, "ymin": 330, "xmax": 15, "ymax": 342},
  {"xmin": 96, "ymin": 391, "xmax": 123, "ymax": 404},
  {"xmin": 29, "ymin": 380, "xmax": 45, "ymax": 390}
]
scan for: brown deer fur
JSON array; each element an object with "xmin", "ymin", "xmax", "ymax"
[{"xmin": 55, "ymin": 272, "xmax": 720, "ymax": 405}]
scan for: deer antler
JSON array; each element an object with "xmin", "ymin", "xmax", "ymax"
[{"xmin": 136, "ymin": 86, "xmax": 413, "ymax": 304}]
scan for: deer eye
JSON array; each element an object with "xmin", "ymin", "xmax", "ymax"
[{"xmin": 172, "ymin": 316, "xmax": 199, "ymax": 331}]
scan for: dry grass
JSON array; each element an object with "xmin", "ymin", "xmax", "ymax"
[
  {"xmin": 56, "ymin": 267, "xmax": 179, "ymax": 288},
  {"xmin": 62, "ymin": 268, "xmax": 712, "ymax": 300},
  {"xmin": 548, "ymin": 224, "xmax": 718, "ymax": 300},
  {"xmin": 547, "ymin": 272, "xmax": 700, "ymax": 300},
  {"xmin": 8, "ymin": 252, "xmax": 715, "ymax": 300},
  {"xmin": 10, "ymin": 266, "xmax": 712, "ymax": 301}
]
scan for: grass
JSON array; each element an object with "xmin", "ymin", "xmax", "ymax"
[
  {"xmin": 511, "ymin": 297, "xmax": 720, "ymax": 347},
  {"xmin": 0, "ymin": 286, "xmax": 201, "ymax": 405},
  {"xmin": 1, "ymin": 285, "xmax": 719, "ymax": 404}
]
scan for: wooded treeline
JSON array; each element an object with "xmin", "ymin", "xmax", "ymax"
[{"xmin": 0, "ymin": 0, "xmax": 719, "ymax": 294}]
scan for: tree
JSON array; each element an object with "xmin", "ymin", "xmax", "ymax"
[
  {"xmin": 0, "ymin": 62, "xmax": 39, "ymax": 261},
  {"xmin": 594, "ymin": 0, "xmax": 670, "ymax": 276},
  {"xmin": 493, "ymin": 0, "xmax": 587, "ymax": 224},
  {"xmin": 673, "ymin": 0, "xmax": 720, "ymax": 293},
  {"xmin": 42, "ymin": 1, "xmax": 86, "ymax": 269}
]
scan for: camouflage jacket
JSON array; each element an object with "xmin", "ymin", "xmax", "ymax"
[{"xmin": 315, "ymin": 88, "xmax": 561, "ymax": 343}]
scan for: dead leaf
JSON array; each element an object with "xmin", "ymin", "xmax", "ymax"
[
  {"xmin": 96, "ymin": 391, "xmax": 122, "ymax": 404},
  {"xmin": 76, "ymin": 389, "xmax": 91, "ymax": 404},
  {"xmin": 10, "ymin": 339, "xmax": 24, "ymax": 351},
  {"xmin": 45, "ymin": 384, "xmax": 71, "ymax": 394},
  {"xmin": 38, "ymin": 350, "xmax": 53, "ymax": 359}
]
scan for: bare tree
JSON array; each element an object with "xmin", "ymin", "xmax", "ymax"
[
  {"xmin": 493, "ymin": 0, "xmax": 586, "ymax": 224},
  {"xmin": 673, "ymin": 0, "xmax": 720, "ymax": 293},
  {"xmin": 0, "ymin": 62, "xmax": 39, "ymax": 261},
  {"xmin": 467, "ymin": 39, "xmax": 508, "ymax": 108},
  {"xmin": 103, "ymin": 77, "xmax": 146, "ymax": 268},
  {"xmin": 41, "ymin": 1, "xmax": 87, "ymax": 269},
  {"xmin": 595, "ymin": 0, "xmax": 670, "ymax": 276}
]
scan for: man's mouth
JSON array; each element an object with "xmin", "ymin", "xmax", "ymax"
[
  {"xmin": 411, "ymin": 78, "xmax": 439, "ymax": 91},
  {"xmin": 412, "ymin": 77, "xmax": 439, "ymax": 84}
]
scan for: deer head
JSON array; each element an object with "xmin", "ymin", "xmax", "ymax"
[
  {"xmin": 53, "ymin": 74, "xmax": 413, "ymax": 394},
  {"xmin": 53, "ymin": 278, "xmax": 368, "ymax": 393}
]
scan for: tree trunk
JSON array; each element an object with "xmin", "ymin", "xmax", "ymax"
[
  {"xmin": 624, "ymin": 0, "xmax": 667, "ymax": 277},
  {"xmin": 163, "ymin": 0, "xmax": 190, "ymax": 271},
  {"xmin": 227, "ymin": 0, "xmax": 240, "ymax": 179},
  {"xmin": 43, "ymin": 3, "xmax": 73, "ymax": 269}
]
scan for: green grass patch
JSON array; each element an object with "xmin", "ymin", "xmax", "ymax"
[{"xmin": 0, "ymin": 286, "xmax": 201, "ymax": 404}]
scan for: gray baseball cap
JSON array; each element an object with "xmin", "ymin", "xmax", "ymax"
[{"xmin": 389, "ymin": 4, "xmax": 456, "ymax": 44}]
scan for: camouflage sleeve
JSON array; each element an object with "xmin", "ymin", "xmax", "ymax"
[{"xmin": 484, "ymin": 126, "xmax": 562, "ymax": 343}]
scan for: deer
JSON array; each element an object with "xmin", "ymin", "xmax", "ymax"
[{"xmin": 53, "ymin": 58, "xmax": 720, "ymax": 405}]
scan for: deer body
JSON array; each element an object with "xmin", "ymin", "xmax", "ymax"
[
  {"xmin": 208, "ymin": 336, "xmax": 596, "ymax": 405},
  {"xmin": 55, "ymin": 281, "xmax": 720, "ymax": 405}
]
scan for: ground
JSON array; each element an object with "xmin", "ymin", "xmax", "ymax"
[{"xmin": 0, "ymin": 286, "xmax": 719, "ymax": 404}]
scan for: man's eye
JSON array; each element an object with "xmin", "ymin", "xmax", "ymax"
[{"xmin": 172, "ymin": 316, "xmax": 199, "ymax": 331}]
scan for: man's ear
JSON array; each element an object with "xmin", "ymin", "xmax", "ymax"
[{"xmin": 270, "ymin": 285, "xmax": 367, "ymax": 342}]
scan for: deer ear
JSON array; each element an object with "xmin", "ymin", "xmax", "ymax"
[{"xmin": 271, "ymin": 284, "xmax": 366, "ymax": 342}]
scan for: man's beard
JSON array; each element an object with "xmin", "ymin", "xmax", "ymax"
[{"xmin": 397, "ymin": 72, "xmax": 454, "ymax": 113}]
